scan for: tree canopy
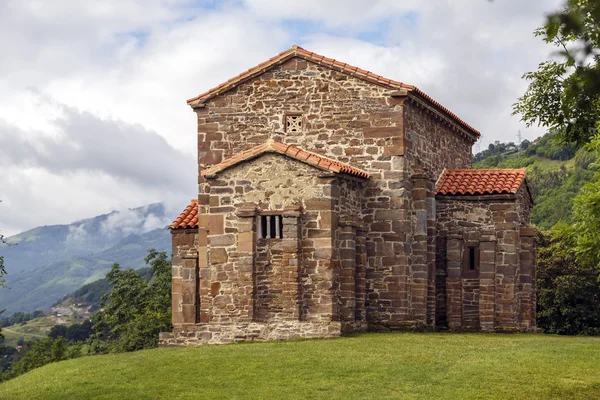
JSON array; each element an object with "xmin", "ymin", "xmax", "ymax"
[{"xmin": 514, "ymin": 0, "xmax": 600, "ymax": 148}]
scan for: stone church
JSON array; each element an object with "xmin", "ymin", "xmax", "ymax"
[{"xmin": 159, "ymin": 46, "xmax": 536, "ymax": 346}]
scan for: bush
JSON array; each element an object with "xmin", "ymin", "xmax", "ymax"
[{"xmin": 536, "ymin": 225, "xmax": 600, "ymax": 335}]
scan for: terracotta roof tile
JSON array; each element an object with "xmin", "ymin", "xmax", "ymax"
[
  {"xmin": 186, "ymin": 45, "xmax": 480, "ymax": 138},
  {"xmin": 170, "ymin": 199, "xmax": 198, "ymax": 229},
  {"xmin": 436, "ymin": 169, "xmax": 527, "ymax": 196},
  {"xmin": 201, "ymin": 139, "xmax": 370, "ymax": 179}
]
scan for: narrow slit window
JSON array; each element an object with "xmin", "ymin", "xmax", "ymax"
[
  {"xmin": 469, "ymin": 247, "xmax": 476, "ymax": 270},
  {"xmin": 462, "ymin": 243, "xmax": 479, "ymax": 278},
  {"xmin": 259, "ymin": 215, "xmax": 283, "ymax": 239}
]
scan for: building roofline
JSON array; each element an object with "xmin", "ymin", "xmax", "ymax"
[
  {"xmin": 186, "ymin": 45, "xmax": 480, "ymax": 138},
  {"xmin": 201, "ymin": 138, "xmax": 371, "ymax": 179}
]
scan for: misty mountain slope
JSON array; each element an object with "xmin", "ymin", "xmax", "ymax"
[
  {"xmin": 0, "ymin": 228, "xmax": 171, "ymax": 314},
  {"xmin": 0, "ymin": 203, "xmax": 174, "ymax": 315},
  {"xmin": 1, "ymin": 203, "xmax": 169, "ymax": 273}
]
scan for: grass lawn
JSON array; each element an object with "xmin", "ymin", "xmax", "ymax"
[{"xmin": 1, "ymin": 333, "xmax": 600, "ymax": 399}]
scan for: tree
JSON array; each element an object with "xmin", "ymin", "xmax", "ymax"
[
  {"xmin": 2, "ymin": 337, "xmax": 82, "ymax": 380},
  {"xmin": 88, "ymin": 249, "xmax": 172, "ymax": 354},
  {"xmin": 571, "ymin": 133, "xmax": 600, "ymax": 266},
  {"xmin": 513, "ymin": 0, "xmax": 600, "ymax": 148},
  {"xmin": 536, "ymin": 225, "xmax": 600, "ymax": 335}
]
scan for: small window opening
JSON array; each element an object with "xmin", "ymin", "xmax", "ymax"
[
  {"xmin": 285, "ymin": 115, "xmax": 302, "ymax": 132},
  {"xmin": 469, "ymin": 247, "xmax": 476, "ymax": 271},
  {"xmin": 259, "ymin": 215, "xmax": 283, "ymax": 239}
]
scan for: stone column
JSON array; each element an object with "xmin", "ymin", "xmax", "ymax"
[
  {"xmin": 354, "ymin": 228, "xmax": 367, "ymax": 325},
  {"xmin": 282, "ymin": 206, "xmax": 302, "ymax": 320},
  {"xmin": 237, "ymin": 207, "xmax": 258, "ymax": 321},
  {"xmin": 410, "ymin": 166, "xmax": 430, "ymax": 325},
  {"xmin": 479, "ymin": 240, "xmax": 496, "ymax": 332},
  {"xmin": 171, "ymin": 229, "xmax": 199, "ymax": 326},
  {"xmin": 198, "ymin": 222, "xmax": 210, "ymax": 323},
  {"xmin": 495, "ymin": 228, "xmax": 519, "ymax": 330},
  {"xmin": 446, "ymin": 233, "xmax": 463, "ymax": 331},
  {"xmin": 518, "ymin": 227, "xmax": 536, "ymax": 331},
  {"xmin": 338, "ymin": 220, "xmax": 357, "ymax": 329},
  {"xmin": 426, "ymin": 181, "xmax": 436, "ymax": 328}
]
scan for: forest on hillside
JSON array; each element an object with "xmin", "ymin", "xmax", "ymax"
[{"xmin": 473, "ymin": 132, "xmax": 597, "ymax": 229}]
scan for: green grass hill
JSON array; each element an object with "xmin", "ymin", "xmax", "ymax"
[{"xmin": 1, "ymin": 333, "xmax": 599, "ymax": 399}]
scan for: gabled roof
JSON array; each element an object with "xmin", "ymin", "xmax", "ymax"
[
  {"xmin": 186, "ymin": 45, "xmax": 480, "ymax": 138},
  {"xmin": 170, "ymin": 199, "xmax": 198, "ymax": 230},
  {"xmin": 201, "ymin": 139, "xmax": 371, "ymax": 179},
  {"xmin": 435, "ymin": 168, "xmax": 528, "ymax": 196}
]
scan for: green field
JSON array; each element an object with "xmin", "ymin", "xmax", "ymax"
[{"xmin": 1, "ymin": 333, "xmax": 600, "ymax": 399}]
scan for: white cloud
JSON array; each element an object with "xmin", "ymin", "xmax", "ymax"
[{"xmin": 0, "ymin": 0, "xmax": 566, "ymax": 235}]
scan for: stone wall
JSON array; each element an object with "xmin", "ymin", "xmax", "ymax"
[
  {"xmin": 435, "ymin": 192, "xmax": 536, "ymax": 332},
  {"xmin": 171, "ymin": 228, "xmax": 199, "ymax": 326},
  {"xmin": 160, "ymin": 321, "xmax": 342, "ymax": 346},
  {"xmin": 201, "ymin": 154, "xmax": 331, "ymax": 325},
  {"xmin": 404, "ymin": 100, "xmax": 473, "ymax": 179},
  {"xmin": 193, "ymin": 57, "xmax": 476, "ymax": 332}
]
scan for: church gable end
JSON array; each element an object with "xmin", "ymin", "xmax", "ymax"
[{"xmin": 161, "ymin": 46, "xmax": 535, "ymax": 346}]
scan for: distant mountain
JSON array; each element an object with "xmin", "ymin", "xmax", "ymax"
[{"xmin": 0, "ymin": 204, "xmax": 171, "ymax": 315}]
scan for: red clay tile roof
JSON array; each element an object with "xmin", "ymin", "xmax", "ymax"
[
  {"xmin": 436, "ymin": 168, "xmax": 527, "ymax": 196},
  {"xmin": 170, "ymin": 199, "xmax": 198, "ymax": 229},
  {"xmin": 201, "ymin": 139, "xmax": 371, "ymax": 179},
  {"xmin": 186, "ymin": 45, "xmax": 480, "ymax": 138}
]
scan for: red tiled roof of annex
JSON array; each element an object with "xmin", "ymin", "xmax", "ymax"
[
  {"xmin": 170, "ymin": 199, "xmax": 198, "ymax": 229},
  {"xmin": 201, "ymin": 139, "xmax": 371, "ymax": 179},
  {"xmin": 436, "ymin": 168, "xmax": 527, "ymax": 196},
  {"xmin": 186, "ymin": 45, "xmax": 480, "ymax": 138}
]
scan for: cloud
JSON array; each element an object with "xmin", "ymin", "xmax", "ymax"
[
  {"xmin": 0, "ymin": 94, "xmax": 195, "ymax": 236},
  {"xmin": 0, "ymin": 0, "xmax": 567, "ymax": 235},
  {"xmin": 0, "ymin": 96, "xmax": 194, "ymax": 190},
  {"xmin": 98, "ymin": 205, "xmax": 172, "ymax": 237}
]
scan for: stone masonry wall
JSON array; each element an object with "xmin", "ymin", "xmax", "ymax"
[
  {"xmin": 171, "ymin": 228, "xmax": 199, "ymax": 326},
  {"xmin": 334, "ymin": 178, "xmax": 366, "ymax": 331},
  {"xmin": 436, "ymin": 193, "xmax": 535, "ymax": 332},
  {"xmin": 202, "ymin": 154, "xmax": 334, "ymax": 326},
  {"xmin": 404, "ymin": 101, "xmax": 473, "ymax": 180},
  {"xmin": 194, "ymin": 56, "xmax": 476, "ymax": 332}
]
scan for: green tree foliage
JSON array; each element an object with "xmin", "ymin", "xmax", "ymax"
[
  {"xmin": 48, "ymin": 320, "xmax": 94, "ymax": 343},
  {"xmin": 571, "ymin": 134, "xmax": 600, "ymax": 265},
  {"xmin": 56, "ymin": 267, "xmax": 152, "ymax": 312},
  {"xmin": 535, "ymin": 132, "xmax": 600, "ymax": 335},
  {"xmin": 536, "ymin": 225, "xmax": 600, "ymax": 335},
  {"xmin": 88, "ymin": 249, "xmax": 171, "ymax": 354},
  {"xmin": 0, "ymin": 310, "xmax": 44, "ymax": 328},
  {"xmin": 514, "ymin": 0, "xmax": 600, "ymax": 148},
  {"xmin": 1, "ymin": 337, "xmax": 83, "ymax": 381}
]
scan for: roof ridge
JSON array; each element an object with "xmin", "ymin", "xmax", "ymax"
[{"xmin": 186, "ymin": 45, "xmax": 480, "ymax": 137}]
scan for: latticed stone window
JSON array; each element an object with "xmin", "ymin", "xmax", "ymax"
[
  {"xmin": 258, "ymin": 215, "xmax": 283, "ymax": 239},
  {"xmin": 285, "ymin": 115, "xmax": 302, "ymax": 133}
]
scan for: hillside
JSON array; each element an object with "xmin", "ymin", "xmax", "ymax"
[
  {"xmin": 1, "ymin": 333, "xmax": 600, "ymax": 399},
  {"xmin": 473, "ymin": 133, "xmax": 597, "ymax": 230},
  {"xmin": 55, "ymin": 267, "xmax": 153, "ymax": 311},
  {"xmin": 1, "ymin": 203, "xmax": 168, "ymax": 273},
  {"xmin": 0, "ymin": 204, "xmax": 171, "ymax": 315}
]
